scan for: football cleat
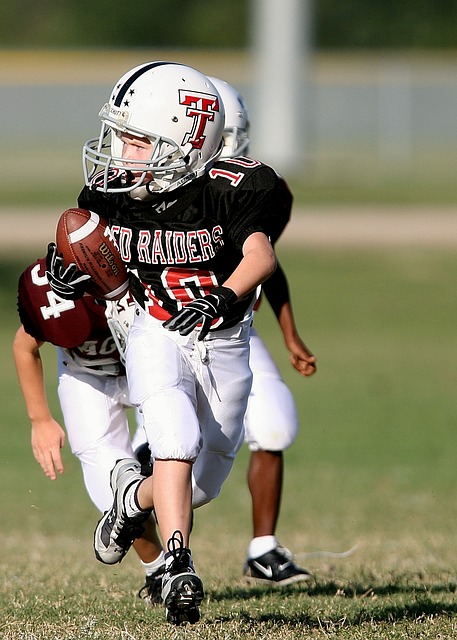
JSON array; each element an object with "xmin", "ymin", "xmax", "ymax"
[
  {"xmin": 138, "ymin": 563, "xmax": 166, "ymax": 605},
  {"xmin": 161, "ymin": 530, "xmax": 204, "ymax": 625},
  {"xmin": 134, "ymin": 442, "xmax": 153, "ymax": 478},
  {"xmin": 244, "ymin": 545, "xmax": 313, "ymax": 586},
  {"xmin": 94, "ymin": 458, "xmax": 150, "ymax": 564}
]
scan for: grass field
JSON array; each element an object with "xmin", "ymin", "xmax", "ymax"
[{"xmin": 2, "ymin": 244, "xmax": 457, "ymax": 639}]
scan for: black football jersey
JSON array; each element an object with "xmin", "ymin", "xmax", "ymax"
[{"xmin": 78, "ymin": 157, "xmax": 292, "ymax": 330}]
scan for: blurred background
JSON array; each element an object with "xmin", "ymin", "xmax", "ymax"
[
  {"xmin": 1, "ymin": 0, "xmax": 457, "ymax": 219},
  {"xmin": 3, "ymin": 3, "xmax": 457, "ymax": 609}
]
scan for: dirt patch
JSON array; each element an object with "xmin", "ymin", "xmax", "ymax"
[
  {"xmin": 1, "ymin": 205, "xmax": 457, "ymax": 255},
  {"xmin": 281, "ymin": 205, "xmax": 457, "ymax": 248}
]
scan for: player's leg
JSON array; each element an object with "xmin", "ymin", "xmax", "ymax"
[
  {"xmin": 57, "ymin": 359, "xmax": 136, "ymax": 511},
  {"xmin": 247, "ymin": 449, "xmax": 283, "ymax": 537},
  {"xmin": 242, "ymin": 331, "xmax": 312, "ymax": 585},
  {"xmin": 99, "ymin": 311, "xmax": 203, "ymax": 624},
  {"xmin": 57, "ymin": 351, "xmax": 164, "ymax": 598},
  {"xmin": 126, "ymin": 316, "xmax": 199, "ymax": 538},
  {"xmin": 135, "ymin": 516, "xmax": 166, "ymax": 605},
  {"xmin": 127, "ymin": 408, "xmax": 165, "ymax": 603},
  {"xmin": 191, "ymin": 322, "xmax": 252, "ymax": 508}
]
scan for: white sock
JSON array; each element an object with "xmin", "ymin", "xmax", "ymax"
[
  {"xmin": 248, "ymin": 535, "xmax": 278, "ymax": 560},
  {"xmin": 141, "ymin": 551, "xmax": 165, "ymax": 575},
  {"xmin": 124, "ymin": 480, "xmax": 146, "ymax": 518}
]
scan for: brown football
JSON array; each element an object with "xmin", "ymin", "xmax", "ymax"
[{"xmin": 56, "ymin": 208, "xmax": 129, "ymax": 300}]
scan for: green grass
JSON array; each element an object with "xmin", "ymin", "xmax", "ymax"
[
  {"xmin": 2, "ymin": 247, "xmax": 457, "ymax": 638},
  {"xmin": 288, "ymin": 148, "xmax": 457, "ymax": 205}
]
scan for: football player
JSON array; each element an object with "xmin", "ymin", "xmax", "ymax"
[
  {"xmin": 209, "ymin": 77, "xmax": 317, "ymax": 585},
  {"xmin": 13, "ymin": 254, "xmax": 165, "ymax": 604},
  {"xmin": 70, "ymin": 61, "xmax": 290, "ymax": 625}
]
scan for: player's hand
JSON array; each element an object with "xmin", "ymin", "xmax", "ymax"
[
  {"xmin": 31, "ymin": 418, "xmax": 66, "ymax": 480},
  {"xmin": 286, "ymin": 334, "xmax": 317, "ymax": 377},
  {"xmin": 45, "ymin": 242, "xmax": 91, "ymax": 300},
  {"xmin": 163, "ymin": 286, "xmax": 237, "ymax": 340}
]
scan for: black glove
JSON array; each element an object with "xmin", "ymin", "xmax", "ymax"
[
  {"xmin": 163, "ymin": 286, "xmax": 237, "ymax": 340},
  {"xmin": 45, "ymin": 242, "xmax": 91, "ymax": 300}
]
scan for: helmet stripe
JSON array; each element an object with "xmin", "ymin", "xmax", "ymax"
[{"xmin": 113, "ymin": 61, "xmax": 179, "ymax": 107}]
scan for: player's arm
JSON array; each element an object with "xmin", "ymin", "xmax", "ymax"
[
  {"xmin": 164, "ymin": 232, "xmax": 276, "ymax": 339},
  {"xmin": 262, "ymin": 261, "xmax": 317, "ymax": 377},
  {"xmin": 223, "ymin": 231, "xmax": 277, "ymax": 298},
  {"xmin": 12, "ymin": 326, "xmax": 65, "ymax": 479}
]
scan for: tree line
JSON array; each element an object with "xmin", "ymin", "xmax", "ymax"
[{"xmin": 2, "ymin": 1, "xmax": 456, "ymax": 49}]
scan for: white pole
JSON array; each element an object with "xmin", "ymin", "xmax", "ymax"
[{"xmin": 250, "ymin": 0, "xmax": 312, "ymax": 175}]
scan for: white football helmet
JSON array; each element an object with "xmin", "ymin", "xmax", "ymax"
[
  {"xmin": 208, "ymin": 77, "xmax": 250, "ymax": 159},
  {"xmin": 83, "ymin": 62, "xmax": 225, "ymax": 195}
]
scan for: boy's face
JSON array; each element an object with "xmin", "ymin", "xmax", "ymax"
[{"xmin": 119, "ymin": 132, "xmax": 153, "ymax": 184}]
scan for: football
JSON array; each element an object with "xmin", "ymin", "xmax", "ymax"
[{"xmin": 56, "ymin": 208, "xmax": 129, "ymax": 300}]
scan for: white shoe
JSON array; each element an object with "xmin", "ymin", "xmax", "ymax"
[{"xmin": 93, "ymin": 458, "xmax": 150, "ymax": 564}]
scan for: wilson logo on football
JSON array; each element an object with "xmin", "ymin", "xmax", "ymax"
[
  {"xmin": 99, "ymin": 242, "xmax": 122, "ymax": 277},
  {"xmin": 179, "ymin": 91, "xmax": 220, "ymax": 149}
]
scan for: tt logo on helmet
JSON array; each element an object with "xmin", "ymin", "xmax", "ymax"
[{"xmin": 179, "ymin": 91, "xmax": 220, "ymax": 150}]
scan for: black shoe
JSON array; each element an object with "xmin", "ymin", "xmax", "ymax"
[
  {"xmin": 93, "ymin": 459, "xmax": 150, "ymax": 564},
  {"xmin": 134, "ymin": 442, "xmax": 153, "ymax": 478},
  {"xmin": 244, "ymin": 545, "xmax": 313, "ymax": 586},
  {"xmin": 138, "ymin": 563, "xmax": 166, "ymax": 605},
  {"xmin": 161, "ymin": 530, "xmax": 204, "ymax": 625}
]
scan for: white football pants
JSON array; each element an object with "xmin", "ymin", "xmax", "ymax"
[
  {"xmin": 57, "ymin": 348, "xmax": 136, "ymax": 512},
  {"xmin": 126, "ymin": 305, "xmax": 252, "ymax": 508},
  {"xmin": 243, "ymin": 328, "xmax": 299, "ymax": 451}
]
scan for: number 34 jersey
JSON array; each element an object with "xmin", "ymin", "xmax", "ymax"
[
  {"xmin": 78, "ymin": 157, "xmax": 292, "ymax": 330},
  {"xmin": 17, "ymin": 258, "xmax": 133, "ymax": 376}
]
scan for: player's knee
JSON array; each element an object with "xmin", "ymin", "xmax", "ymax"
[
  {"xmin": 191, "ymin": 449, "xmax": 235, "ymax": 507},
  {"xmin": 141, "ymin": 396, "xmax": 201, "ymax": 460},
  {"xmin": 192, "ymin": 485, "xmax": 220, "ymax": 508},
  {"xmin": 245, "ymin": 424, "xmax": 298, "ymax": 451}
]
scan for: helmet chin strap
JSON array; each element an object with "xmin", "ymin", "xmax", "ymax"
[
  {"xmin": 117, "ymin": 161, "xmax": 192, "ymax": 197},
  {"xmin": 128, "ymin": 184, "xmax": 155, "ymax": 201},
  {"xmin": 127, "ymin": 175, "xmax": 173, "ymax": 200},
  {"xmin": 122, "ymin": 170, "xmax": 157, "ymax": 200}
]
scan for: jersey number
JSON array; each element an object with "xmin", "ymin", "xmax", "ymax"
[
  {"xmin": 161, "ymin": 267, "xmax": 219, "ymax": 306},
  {"xmin": 31, "ymin": 263, "xmax": 76, "ymax": 319},
  {"xmin": 209, "ymin": 157, "xmax": 261, "ymax": 187}
]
